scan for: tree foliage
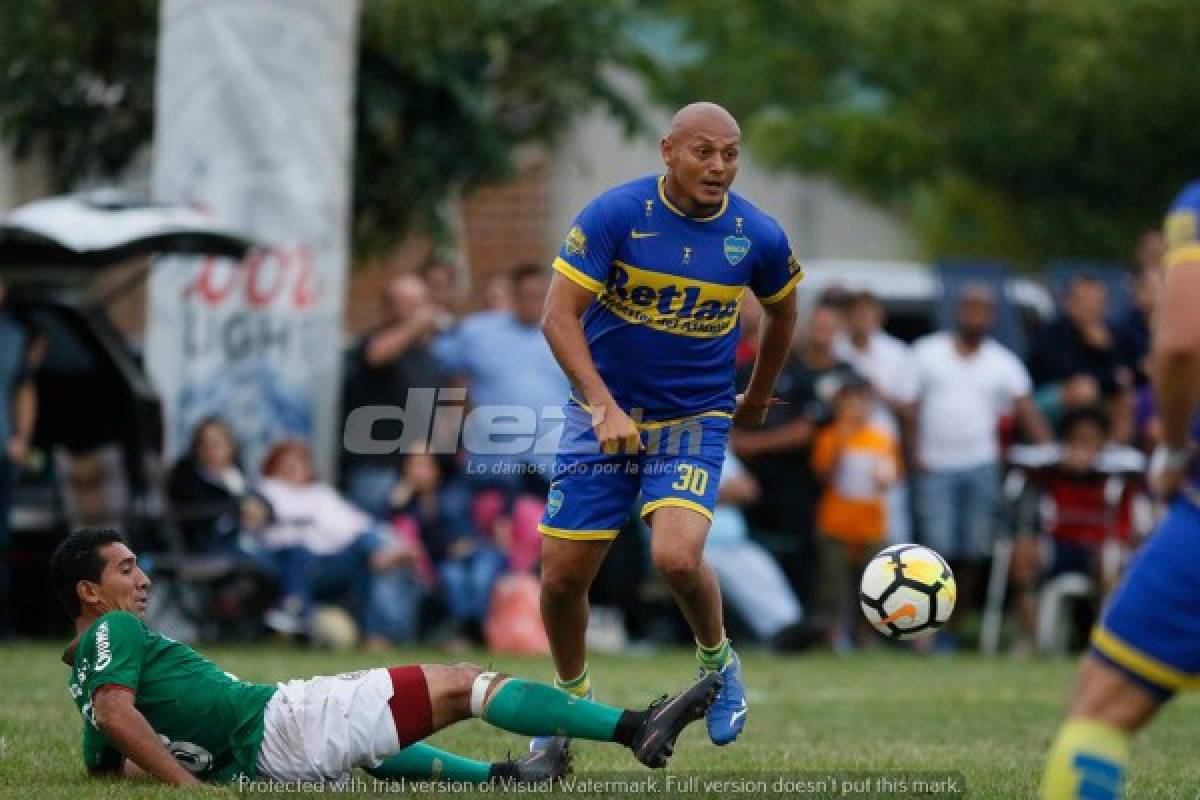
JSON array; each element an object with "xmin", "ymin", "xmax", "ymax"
[
  {"xmin": 646, "ymin": 0, "xmax": 1200, "ymax": 264},
  {"xmin": 0, "ymin": 0, "xmax": 157, "ymax": 188},
  {"xmin": 0, "ymin": 0, "xmax": 641, "ymax": 256}
]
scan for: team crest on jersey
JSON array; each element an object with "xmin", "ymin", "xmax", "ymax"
[
  {"xmin": 723, "ymin": 235, "xmax": 751, "ymax": 266},
  {"xmin": 547, "ymin": 486, "xmax": 564, "ymax": 517},
  {"xmin": 787, "ymin": 254, "xmax": 803, "ymax": 277},
  {"xmin": 565, "ymin": 226, "xmax": 588, "ymax": 256}
]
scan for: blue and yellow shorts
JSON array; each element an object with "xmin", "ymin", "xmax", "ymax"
[
  {"xmin": 538, "ymin": 401, "xmax": 730, "ymax": 541},
  {"xmin": 1091, "ymin": 498, "xmax": 1200, "ymax": 699}
]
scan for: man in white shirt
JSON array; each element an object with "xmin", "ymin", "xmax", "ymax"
[
  {"xmin": 834, "ymin": 291, "xmax": 919, "ymax": 543},
  {"xmin": 912, "ymin": 285, "xmax": 1050, "ymax": 638}
]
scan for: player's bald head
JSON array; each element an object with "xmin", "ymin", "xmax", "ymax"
[{"xmin": 667, "ymin": 102, "xmax": 740, "ymax": 143}]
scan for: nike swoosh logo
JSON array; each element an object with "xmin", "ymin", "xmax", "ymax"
[
  {"xmin": 730, "ymin": 701, "xmax": 748, "ymax": 725},
  {"xmin": 630, "ymin": 231, "xmax": 660, "ymax": 238},
  {"xmin": 878, "ymin": 603, "xmax": 917, "ymax": 626}
]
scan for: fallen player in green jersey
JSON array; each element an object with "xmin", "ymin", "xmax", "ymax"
[{"xmin": 52, "ymin": 529, "xmax": 719, "ymax": 786}]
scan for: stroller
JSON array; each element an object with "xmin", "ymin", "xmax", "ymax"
[{"xmin": 981, "ymin": 442, "xmax": 1148, "ymax": 655}]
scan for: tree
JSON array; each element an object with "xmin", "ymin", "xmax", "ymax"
[
  {"xmin": 353, "ymin": 0, "xmax": 641, "ymax": 253},
  {"xmin": 644, "ymin": 0, "xmax": 1200, "ymax": 264},
  {"xmin": 0, "ymin": 0, "xmax": 642, "ymax": 256},
  {"xmin": 0, "ymin": 0, "xmax": 157, "ymax": 189}
]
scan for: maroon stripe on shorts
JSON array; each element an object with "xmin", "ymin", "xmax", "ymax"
[{"xmin": 387, "ymin": 666, "xmax": 434, "ymax": 747}]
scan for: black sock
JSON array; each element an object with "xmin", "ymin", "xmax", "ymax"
[
  {"xmin": 488, "ymin": 762, "xmax": 519, "ymax": 781},
  {"xmin": 612, "ymin": 710, "xmax": 646, "ymax": 746}
]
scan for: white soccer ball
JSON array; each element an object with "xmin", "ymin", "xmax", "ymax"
[{"xmin": 859, "ymin": 544, "xmax": 956, "ymax": 640}]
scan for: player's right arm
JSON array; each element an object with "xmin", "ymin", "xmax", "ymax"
[
  {"xmin": 542, "ymin": 274, "xmax": 639, "ymax": 453},
  {"xmin": 542, "ymin": 195, "xmax": 640, "ymax": 454},
  {"xmin": 1150, "ymin": 193, "xmax": 1200, "ymax": 496},
  {"xmin": 91, "ymin": 686, "xmax": 200, "ymax": 786}
]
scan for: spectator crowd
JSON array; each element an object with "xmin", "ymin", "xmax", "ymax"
[{"xmin": 0, "ymin": 230, "xmax": 1171, "ymax": 655}]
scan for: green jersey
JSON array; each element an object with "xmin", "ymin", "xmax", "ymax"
[{"xmin": 64, "ymin": 611, "xmax": 277, "ymax": 782}]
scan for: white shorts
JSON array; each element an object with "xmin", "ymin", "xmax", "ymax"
[{"xmin": 256, "ymin": 668, "xmax": 401, "ymax": 782}]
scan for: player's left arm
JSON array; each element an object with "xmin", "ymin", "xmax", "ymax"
[
  {"xmin": 737, "ymin": 291, "xmax": 797, "ymax": 426},
  {"xmin": 739, "ymin": 228, "xmax": 803, "ymax": 426},
  {"xmin": 1149, "ymin": 208, "xmax": 1200, "ymax": 495}
]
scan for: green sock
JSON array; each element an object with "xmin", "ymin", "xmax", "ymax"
[
  {"xmin": 554, "ymin": 665, "xmax": 591, "ymax": 699},
  {"xmin": 365, "ymin": 742, "xmax": 494, "ymax": 784},
  {"xmin": 482, "ymin": 678, "xmax": 642, "ymax": 744},
  {"xmin": 696, "ymin": 637, "xmax": 732, "ymax": 671}
]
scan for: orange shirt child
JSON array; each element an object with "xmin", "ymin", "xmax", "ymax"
[{"xmin": 811, "ymin": 381, "xmax": 899, "ymax": 543}]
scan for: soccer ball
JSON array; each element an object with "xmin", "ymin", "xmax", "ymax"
[{"xmin": 859, "ymin": 544, "xmax": 956, "ymax": 640}]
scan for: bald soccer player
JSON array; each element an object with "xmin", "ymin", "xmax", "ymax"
[{"xmin": 535, "ymin": 102, "xmax": 803, "ymax": 753}]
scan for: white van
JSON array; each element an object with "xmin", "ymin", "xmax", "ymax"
[{"xmin": 795, "ymin": 259, "xmax": 1056, "ymax": 354}]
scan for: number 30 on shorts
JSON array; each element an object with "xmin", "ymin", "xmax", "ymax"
[{"xmin": 670, "ymin": 464, "xmax": 709, "ymax": 496}]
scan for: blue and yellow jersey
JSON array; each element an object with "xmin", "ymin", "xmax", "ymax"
[
  {"xmin": 1164, "ymin": 179, "xmax": 1200, "ymax": 270},
  {"xmin": 1162, "ymin": 180, "xmax": 1200, "ymax": 498},
  {"xmin": 553, "ymin": 174, "xmax": 803, "ymax": 421}
]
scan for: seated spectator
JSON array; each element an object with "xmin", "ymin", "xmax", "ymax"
[
  {"xmin": 165, "ymin": 417, "xmax": 270, "ymax": 554},
  {"xmin": 703, "ymin": 449, "xmax": 804, "ymax": 648},
  {"xmin": 1008, "ymin": 407, "xmax": 1144, "ymax": 653},
  {"xmin": 392, "ymin": 451, "xmax": 507, "ymax": 644},
  {"xmin": 811, "ymin": 377, "xmax": 899, "ymax": 650},
  {"xmin": 258, "ymin": 440, "xmax": 422, "ymax": 648}
]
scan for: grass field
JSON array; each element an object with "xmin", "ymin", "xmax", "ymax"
[{"xmin": 1, "ymin": 641, "xmax": 1196, "ymax": 799}]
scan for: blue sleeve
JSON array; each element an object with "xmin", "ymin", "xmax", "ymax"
[
  {"xmin": 1165, "ymin": 181, "xmax": 1200, "ymax": 270},
  {"xmin": 750, "ymin": 223, "xmax": 804, "ymax": 305},
  {"xmin": 552, "ymin": 193, "xmax": 627, "ymax": 294}
]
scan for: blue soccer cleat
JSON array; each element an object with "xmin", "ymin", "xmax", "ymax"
[{"xmin": 705, "ymin": 650, "xmax": 747, "ymax": 745}]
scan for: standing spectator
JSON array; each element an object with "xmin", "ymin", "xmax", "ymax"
[
  {"xmin": 433, "ymin": 265, "xmax": 568, "ymax": 491},
  {"xmin": 419, "ymin": 260, "xmax": 462, "ymax": 320},
  {"xmin": 1029, "ymin": 275, "xmax": 1134, "ymax": 440},
  {"xmin": 703, "ymin": 449, "xmax": 804, "ymax": 648},
  {"xmin": 1114, "ymin": 231, "xmax": 1165, "ymax": 388},
  {"xmin": 393, "ymin": 451, "xmax": 507, "ymax": 644},
  {"xmin": 811, "ymin": 378, "xmax": 898, "ymax": 649},
  {"xmin": 733, "ymin": 302, "xmax": 858, "ymax": 603},
  {"xmin": 165, "ymin": 417, "xmax": 270, "ymax": 554},
  {"xmin": 260, "ymin": 440, "xmax": 422, "ymax": 648},
  {"xmin": 834, "ymin": 291, "xmax": 919, "ymax": 543},
  {"xmin": 913, "ymin": 285, "xmax": 1051, "ymax": 643},
  {"xmin": 481, "ymin": 272, "xmax": 514, "ymax": 312},
  {"xmin": 0, "ymin": 278, "xmax": 35, "ymax": 638},
  {"xmin": 341, "ymin": 275, "xmax": 450, "ymax": 518}
]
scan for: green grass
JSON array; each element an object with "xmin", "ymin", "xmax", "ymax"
[{"xmin": 0, "ymin": 641, "xmax": 1196, "ymax": 798}]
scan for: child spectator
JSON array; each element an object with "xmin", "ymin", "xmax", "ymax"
[
  {"xmin": 392, "ymin": 452, "xmax": 507, "ymax": 644},
  {"xmin": 1008, "ymin": 406, "xmax": 1144, "ymax": 653},
  {"xmin": 811, "ymin": 377, "xmax": 899, "ymax": 649}
]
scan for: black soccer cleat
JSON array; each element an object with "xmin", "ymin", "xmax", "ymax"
[
  {"xmin": 511, "ymin": 736, "xmax": 572, "ymax": 782},
  {"xmin": 630, "ymin": 671, "xmax": 723, "ymax": 768}
]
